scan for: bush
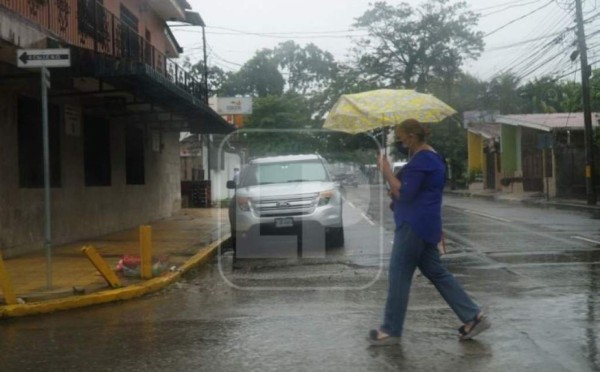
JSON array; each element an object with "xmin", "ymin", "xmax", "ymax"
[{"xmin": 218, "ymin": 198, "xmax": 231, "ymax": 208}]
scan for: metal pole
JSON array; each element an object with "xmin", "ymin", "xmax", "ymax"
[
  {"xmin": 41, "ymin": 66, "xmax": 52, "ymax": 289},
  {"xmin": 575, "ymin": 0, "xmax": 597, "ymax": 205},
  {"xmin": 202, "ymin": 25, "xmax": 208, "ymax": 103}
]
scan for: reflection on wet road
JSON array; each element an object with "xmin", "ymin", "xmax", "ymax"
[{"xmin": 1, "ymin": 189, "xmax": 600, "ymax": 371}]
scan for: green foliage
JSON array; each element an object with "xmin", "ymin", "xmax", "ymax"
[
  {"xmin": 182, "ymin": 57, "xmax": 232, "ymax": 96},
  {"xmin": 245, "ymin": 93, "xmax": 312, "ymax": 129},
  {"xmin": 181, "ymin": 1, "xmax": 600, "ymax": 184},
  {"xmin": 427, "ymin": 120, "xmax": 467, "ymax": 183},
  {"xmin": 428, "ymin": 72, "xmax": 487, "ymax": 113},
  {"xmin": 468, "ymin": 169, "xmax": 483, "ymax": 183},
  {"xmin": 273, "ymin": 41, "xmax": 337, "ymax": 96},
  {"xmin": 590, "ymin": 69, "xmax": 600, "ymax": 111},
  {"xmin": 351, "ymin": 0, "xmax": 484, "ymax": 91},
  {"xmin": 223, "ymin": 50, "xmax": 285, "ymax": 97},
  {"xmin": 518, "ymin": 77, "xmax": 584, "ymax": 114},
  {"xmin": 482, "ymin": 73, "xmax": 524, "ymax": 114}
]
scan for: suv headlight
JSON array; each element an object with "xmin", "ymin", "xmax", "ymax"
[
  {"xmin": 236, "ymin": 196, "xmax": 251, "ymax": 211},
  {"xmin": 317, "ymin": 190, "xmax": 335, "ymax": 206}
]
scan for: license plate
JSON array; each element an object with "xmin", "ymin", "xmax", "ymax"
[{"xmin": 274, "ymin": 217, "xmax": 293, "ymax": 228}]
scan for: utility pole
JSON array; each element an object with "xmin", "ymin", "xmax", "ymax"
[
  {"xmin": 575, "ymin": 0, "xmax": 597, "ymax": 205},
  {"xmin": 202, "ymin": 25, "xmax": 208, "ymax": 104}
]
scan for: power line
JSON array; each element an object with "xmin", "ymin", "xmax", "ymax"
[
  {"xmin": 485, "ymin": 31, "xmax": 567, "ymax": 52},
  {"xmin": 473, "ymin": 0, "xmax": 543, "ymax": 12},
  {"xmin": 483, "ymin": 9, "xmax": 573, "ymax": 80},
  {"xmin": 208, "ymin": 25, "xmax": 367, "ymax": 35},
  {"xmin": 480, "ymin": 0, "xmax": 546, "ymax": 18},
  {"xmin": 484, "ymin": 0, "xmax": 556, "ymax": 37},
  {"xmin": 173, "ymin": 28, "xmax": 367, "ymax": 40}
]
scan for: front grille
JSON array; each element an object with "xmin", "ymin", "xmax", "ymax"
[{"xmin": 252, "ymin": 194, "xmax": 318, "ymax": 217}]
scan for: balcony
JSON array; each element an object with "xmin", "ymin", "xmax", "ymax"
[
  {"xmin": 0, "ymin": 0, "xmax": 232, "ymax": 133},
  {"xmin": 146, "ymin": 0, "xmax": 189, "ymax": 22}
]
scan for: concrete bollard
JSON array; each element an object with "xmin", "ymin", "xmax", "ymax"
[{"xmin": 139, "ymin": 225, "xmax": 153, "ymax": 279}]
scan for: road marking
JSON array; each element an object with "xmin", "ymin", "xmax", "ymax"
[
  {"xmin": 462, "ymin": 209, "xmax": 512, "ymax": 223},
  {"xmin": 361, "ymin": 212, "xmax": 376, "ymax": 226},
  {"xmin": 348, "ymin": 201, "xmax": 356, "ymax": 208},
  {"xmin": 571, "ymin": 235, "xmax": 600, "ymax": 245}
]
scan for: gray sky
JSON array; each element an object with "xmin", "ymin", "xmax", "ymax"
[{"xmin": 174, "ymin": 0, "xmax": 600, "ymax": 83}]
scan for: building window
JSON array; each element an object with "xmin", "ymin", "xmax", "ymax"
[
  {"xmin": 83, "ymin": 115, "xmax": 111, "ymax": 186},
  {"xmin": 120, "ymin": 4, "xmax": 140, "ymax": 59},
  {"xmin": 125, "ymin": 126, "xmax": 145, "ymax": 185},
  {"xmin": 78, "ymin": 0, "xmax": 107, "ymax": 41},
  {"xmin": 18, "ymin": 96, "xmax": 61, "ymax": 188}
]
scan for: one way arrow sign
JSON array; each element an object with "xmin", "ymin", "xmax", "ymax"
[{"xmin": 17, "ymin": 48, "xmax": 71, "ymax": 68}]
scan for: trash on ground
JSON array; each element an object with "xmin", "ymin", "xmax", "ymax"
[{"xmin": 115, "ymin": 254, "xmax": 170, "ymax": 277}]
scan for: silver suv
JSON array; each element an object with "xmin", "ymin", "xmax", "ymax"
[{"xmin": 227, "ymin": 154, "xmax": 344, "ymax": 255}]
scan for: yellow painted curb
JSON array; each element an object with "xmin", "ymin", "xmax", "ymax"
[{"xmin": 0, "ymin": 235, "xmax": 229, "ymax": 319}]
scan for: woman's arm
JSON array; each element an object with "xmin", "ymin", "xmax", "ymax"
[{"xmin": 377, "ymin": 154, "xmax": 402, "ymax": 199}]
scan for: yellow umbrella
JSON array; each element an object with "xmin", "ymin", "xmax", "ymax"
[{"xmin": 323, "ymin": 89, "xmax": 457, "ymax": 134}]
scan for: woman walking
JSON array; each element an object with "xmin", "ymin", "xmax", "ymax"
[{"xmin": 368, "ymin": 119, "xmax": 490, "ymax": 346}]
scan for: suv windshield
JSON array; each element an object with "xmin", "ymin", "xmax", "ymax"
[{"xmin": 239, "ymin": 159, "xmax": 330, "ymax": 187}]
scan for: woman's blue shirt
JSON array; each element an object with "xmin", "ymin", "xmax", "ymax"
[{"xmin": 392, "ymin": 150, "xmax": 445, "ymax": 245}]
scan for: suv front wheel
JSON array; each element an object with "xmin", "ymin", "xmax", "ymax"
[{"xmin": 325, "ymin": 226, "xmax": 344, "ymax": 248}]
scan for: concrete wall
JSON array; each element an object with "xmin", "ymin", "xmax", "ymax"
[
  {"xmin": 205, "ymin": 144, "xmax": 240, "ymax": 204},
  {"xmin": 500, "ymin": 125, "xmax": 520, "ymax": 175},
  {"xmin": 0, "ymin": 89, "xmax": 181, "ymax": 258}
]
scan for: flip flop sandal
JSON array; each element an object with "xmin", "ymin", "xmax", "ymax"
[
  {"xmin": 459, "ymin": 314, "xmax": 491, "ymax": 340},
  {"xmin": 367, "ymin": 329, "xmax": 401, "ymax": 346}
]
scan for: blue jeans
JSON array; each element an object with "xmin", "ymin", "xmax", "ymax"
[{"xmin": 381, "ymin": 224, "xmax": 480, "ymax": 337}]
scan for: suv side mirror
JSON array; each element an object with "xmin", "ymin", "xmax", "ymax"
[{"xmin": 226, "ymin": 180, "xmax": 237, "ymax": 189}]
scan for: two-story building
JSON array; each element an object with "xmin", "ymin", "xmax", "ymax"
[{"xmin": 0, "ymin": 0, "xmax": 234, "ymax": 257}]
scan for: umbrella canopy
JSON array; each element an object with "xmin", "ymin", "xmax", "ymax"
[{"xmin": 323, "ymin": 89, "xmax": 457, "ymax": 134}]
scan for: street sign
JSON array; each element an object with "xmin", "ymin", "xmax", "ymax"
[
  {"xmin": 210, "ymin": 97, "xmax": 253, "ymax": 115},
  {"xmin": 17, "ymin": 48, "xmax": 71, "ymax": 68}
]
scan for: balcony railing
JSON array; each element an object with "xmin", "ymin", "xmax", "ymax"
[{"xmin": 1, "ymin": 0, "xmax": 206, "ymax": 101}]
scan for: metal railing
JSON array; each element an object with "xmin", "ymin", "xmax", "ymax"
[{"xmin": 1, "ymin": 0, "xmax": 206, "ymax": 101}]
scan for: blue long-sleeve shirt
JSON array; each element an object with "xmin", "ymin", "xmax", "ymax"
[{"xmin": 392, "ymin": 150, "xmax": 445, "ymax": 245}]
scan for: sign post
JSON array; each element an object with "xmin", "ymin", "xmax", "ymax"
[
  {"xmin": 41, "ymin": 66, "xmax": 52, "ymax": 288},
  {"xmin": 537, "ymin": 133, "xmax": 553, "ymax": 201},
  {"xmin": 17, "ymin": 49, "xmax": 71, "ymax": 289}
]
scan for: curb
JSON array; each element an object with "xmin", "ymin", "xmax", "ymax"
[
  {"xmin": 445, "ymin": 190, "xmax": 600, "ymax": 212},
  {"xmin": 0, "ymin": 235, "xmax": 230, "ymax": 319}
]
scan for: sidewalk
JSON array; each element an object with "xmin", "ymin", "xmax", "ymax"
[
  {"xmin": 445, "ymin": 188, "xmax": 600, "ymax": 211},
  {"xmin": 3, "ymin": 192, "xmax": 597, "ymax": 320},
  {"xmin": 0, "ymin": 208, "xmax": 230, "ymax": 319}
]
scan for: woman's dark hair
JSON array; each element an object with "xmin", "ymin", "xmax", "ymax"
[{"xmin": 398, "ymin": 119, "xmax": 430, "ymax": 142}]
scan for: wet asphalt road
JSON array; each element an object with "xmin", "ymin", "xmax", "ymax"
[{"xmin": 2, "ymin": 186, "xmax": 600, "ymax": 371}]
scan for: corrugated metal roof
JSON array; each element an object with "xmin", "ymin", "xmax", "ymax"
[
  {"xmin": 496, "ymin": 113, "xmax": 600, "ymax": 131},
  {"xmin": 467, "ymin": 122, "xmax": 501, "ymax": 139}
]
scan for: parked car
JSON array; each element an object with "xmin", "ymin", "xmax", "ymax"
[
  {"xmin": 227, "ymin": 154, "xmax": 344, "ymax": 256},
  {"xmin": 393, "ymin": 160, "xmax": 408, "ymax": 175},
  {"xmin": 336, "ymin": 173, "xmax": 359, "ymax": 188}
]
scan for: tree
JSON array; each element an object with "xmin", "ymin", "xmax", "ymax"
[
  {"xmin": 351, "ymin": 0, "xmax": 484, "ymax": 91},
  {"xmin": 272, "ymin": 41, "xmax": 340, "ymax": 122},
  {"xmin": 519, "ymin": 77, "xmax": 566, "ymax": 113},
  {"xmin": 589, "ymin": 68, "xmax": 600, "ymax": 111},
  {"xmin": 181, "ymin": 57, "xmax": 232, "ymax": 97},
  {"xmin": 560, "ymin": 80, "xmax": 583, "ymax": 113},
  {"xmin": 428, "ymin": 72, "xmax": 486, "ymax": 113},
  {"xmin": 272, "ymin": 41, "xmax": 337, "ymax": 95},
  {"xmin": 241, "ymin": 93, "xmax": 318, "ymax": 157},
  {"xmin": 222, "ymin": 49, "xmax": 285, "ymax": 97},
  {"xmin": 428, "ymin": 120, "xmax": 468, "ymax": 185},
  {"xmin": 482, "ymin": 73, "xmax": 524, "ymax": 114}
]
